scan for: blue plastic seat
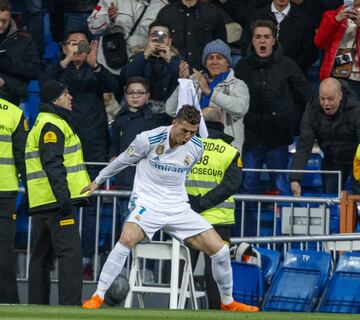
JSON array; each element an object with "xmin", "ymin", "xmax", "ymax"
[
  {"xmin": 319, "ymin": 252, "xmax": 360, "ymax": 314},
  {"xmin": 231, "ymin": 261, "xmax": 264, "ymax": 306},
  {"xmin": 256, "ymin": 247, "xmax": 280, "ymax": 289},
  {"xmin": 262, "ymin": 249, "xmax": 331, "ymax": 312}
]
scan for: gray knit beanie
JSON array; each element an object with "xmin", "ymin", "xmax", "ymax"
[{"xmin": 202, "ymin": 39, "xmax": 232, "ymax": 67}]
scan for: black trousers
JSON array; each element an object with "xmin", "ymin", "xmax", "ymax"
[
  {"xmin": 0, "ymin": 197, "xmax": 19, "ymax": 303},
  {"xmin": 28, "ymin": 208, "xmax": 82, "ymax": 305},
  {"xmin": 190, "ymin": 225, "xmax": 231, "ymax": 310}
]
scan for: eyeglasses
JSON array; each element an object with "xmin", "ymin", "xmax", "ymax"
[{"xmin": 126, "ymin": 91, "xmax": 148, "ymax": 96}]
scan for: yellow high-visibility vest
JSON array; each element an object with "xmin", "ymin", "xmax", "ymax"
[
  {"xmin": 25, "ymin": 112, "xmax": 90, "ymax": 209},
  {"xmin": 186, "ymin": 138, "xmax": 240, "ymax": 225},
  {"xmin": 0, "ymin": 99, "xmax": 23, "ymax": 191}
]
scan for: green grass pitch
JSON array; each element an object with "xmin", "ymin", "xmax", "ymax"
[{"xmin": 0, "ymin": 305, "xmax": 359, "ymax": 320}]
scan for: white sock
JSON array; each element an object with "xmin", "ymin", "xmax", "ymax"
[
  {"xmin": 94, "ymin": 242, "xmax": 130, "ymax": 299},
  {"xmin": 211, "ymin": 244, "xmax": 234, "ymax": 305}
]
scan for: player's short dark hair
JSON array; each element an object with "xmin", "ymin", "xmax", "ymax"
[
  {"xmin": 0, "ymin": 0, "xmax": 10, "ymax": 11},
  {"xmin": 124, "ymin": 76, "xmax": 150, "ymax": 93},
  {"xmin": 250, "ymin": 20, "xmax": 277, "ymax": 38},
  {"xmin": 175, "ymin": 105, "xmax": 201, "ymax": 125}
]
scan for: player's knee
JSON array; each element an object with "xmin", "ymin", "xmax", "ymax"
[
  {"xmin": 119, "ymin": 232, "xmax": 139, "ymax": 248},
  {"xmin": 211, "ymin": 244, "xmax": 230, "ymax": 263}
]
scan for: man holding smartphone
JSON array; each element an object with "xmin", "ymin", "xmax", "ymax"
[{"xmin": 120, "ymin": 21, "xmax": 184, "ymax": 113}]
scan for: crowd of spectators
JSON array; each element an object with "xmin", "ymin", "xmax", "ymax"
[{"xmin": 4, "ymin": 0, "xmax": 360, "ymax": 304}]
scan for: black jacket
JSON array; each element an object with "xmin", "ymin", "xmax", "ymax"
[
  {"xmin": 290, "ymin": 85, "xmax": 360, "ymax": 182},
  {"xmin": 239, "ymin": 4, "xmax": 318, "ymax": 72},
  {"xmin": 0, "ymin": 20, "xmax": 41, "ymax": 105},
  {"xmin": 110, "ymin": 102, "xmax": 171, "ymax": 190},
  {"xmin": 188, "ymin": 121, "xmax": 242, "ymax": 215},
  {"xmin": 40, "ymin": 62, "xmax": 119, "ymax": 162},
  {"xmin": 121, "ymin": 51, "xmax": 183, "ymax": 103},
  {"xmin": 234, "ymin": 44, "xmax": 312, "ymax": 151},
  {"xmin": 156, "ymin": 0, "xmax": 227, "ymax": 69},
  {"xmin": 31, "ymin": 103, "xmax": 90, "ymax": 214}
]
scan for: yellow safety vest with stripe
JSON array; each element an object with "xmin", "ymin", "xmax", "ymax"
[
  {"xmin": 25, "ymin": 112, "xmax": 90, "ymax": 209},
  {"xmin": 354, "ymin": 144, "xmax": 360, "ymax": 181},
  {"xmin": 186, "ymin": 138, "xmax": 239, "ymax": 225},
  {"xmin": 0, "ymin": 99, "xmax": 23, "ymax": 191}
]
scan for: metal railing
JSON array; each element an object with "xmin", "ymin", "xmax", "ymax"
[{"xmin": 15, "ymin": 167, "xmax": 348, "ymax": 283}]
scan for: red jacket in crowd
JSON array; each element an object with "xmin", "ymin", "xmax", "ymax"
[{"xmin": 314, "ymin": 5, "xmax": 360, "ymax": 80}]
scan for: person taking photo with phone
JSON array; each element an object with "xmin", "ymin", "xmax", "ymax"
[
  {"xmin": 315, "ymin": 0, "xmax": 360, "ymax": 99},
  {"xmin": 120, "ymin": 21, "xmax": 184, "ymax": 113}
]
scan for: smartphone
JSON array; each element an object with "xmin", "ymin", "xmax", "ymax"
[
  {"xmin": 77, "ymin": 41, "xmax": 90, "ymax": 54},
  {"xmin": 151, "ymin": 30, "xmax": 166, "ymax": 44},
  {"xmin": 344, "ymin": 0, "xmax": 354, "ymax": 10}
]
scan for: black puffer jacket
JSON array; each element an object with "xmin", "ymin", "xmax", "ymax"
[
  {"xmin": 156, "ymin": 0, "xmax": 226, "ymax": 69},
  {"xmin": 234, "ymin": 44, "xmax": 312, "ymax": 151},
  {"xmin": 0, "ymin": 20, "xmax": 40, "ymax": 105},
  {"xmin": 290, "ymin": 84, "xmax": 360, "ymax": 182}
]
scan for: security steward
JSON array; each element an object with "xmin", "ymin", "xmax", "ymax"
[
  {"xmin": 0, "ymin": 97, "xmax": 28, "ymax": 303},
  {"xmin": 26, "ymin": 80, "xmax": 90, "ymax": 305},
  {"xmin": 186, "ymin": 107, "xmax": 242, "ymax": 310}
]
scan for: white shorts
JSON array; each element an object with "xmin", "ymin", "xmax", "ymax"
[{"xmin": 125, "ymin": 199, "xmax": 213, "ymax": 242}]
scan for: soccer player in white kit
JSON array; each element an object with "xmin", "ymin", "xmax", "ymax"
[{"xmin": 81, "ymin": 105, "xmax": 258, "ymax": 312}]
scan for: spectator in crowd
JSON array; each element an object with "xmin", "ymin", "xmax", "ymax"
[
  {"xmin": 0, "ymin": 97, "xmax": 28, "ymax": 303},
  {"xmin": 239, "ymin": 0, "xmax": 318, "ymax": 73},
  {"xmin": 186, "ymin": 107, "xmax": 242, "ymax": 309},
  {"xmin": 234, "ymin": 20, "xmax": 312, "ymax": 234},
  {"xmin": 166, "ymin": 39, "xmax": 249, "ymax": 153},
  {"xmin": 110, "ymin": 76, "xmax": 170, "ymax": 192},
  {"xmin": 290, "ymin": 78, "xmax": 360, "ymax": 196},
  {"xmin": 156, "ymin": 0, "xmax": 227, "ymax": 69},
  {"xmin": 40, "ymin": 29, "xmax": 119, "ymax": 277},
  {"xmin": 26, "ymin": 80, "xmax": 90, "ymax": 305},
  {"xmin": 314, "ymin": 0, "xmax": 360, "ymax": 99},
  {"xmin": 120, "ymin": 21, "xmax": 184, "ymax": 113},
  {"xmin": 87, "ymin": 0, "xmax": 168, "ymax": 74},
  {"xmin": 0, "ymin": 0, "xmax": 40, "ymax": 105}
]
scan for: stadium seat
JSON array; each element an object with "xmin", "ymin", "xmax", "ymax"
[
  {"xmin": 231, "ymin": 261, "xmax": 264, "ymax": 306},
  {"xmin": 256, "ymin": 247, "xmax": 280, "ymax": 289},
  {"xmin": 319, "ymin": 252, "xmax": 360, "ymax": 314},
  {"xmin": 125, "ymin": 240, "xmax": 205, "ymax": 309},
  {"xmin": 262, "ymin": 249, "xmax": 331, "ymax": 312}
]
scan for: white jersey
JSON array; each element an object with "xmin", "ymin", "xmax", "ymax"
[{"xmin": 96, "ymin": 126, "xmax": 203, "ymax": 212}]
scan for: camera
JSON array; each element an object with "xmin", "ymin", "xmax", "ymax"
[
  {"xmin": 151, "ymin": 30, "xmax": 167, "ymax": 44},
  {"xmin": 335, "ymin": 52, "xmax": 353, "ymax": 66}
]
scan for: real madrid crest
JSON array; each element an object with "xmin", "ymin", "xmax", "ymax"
[
  {"xmin": 184, "ymin": 155, "xmax": 190, "ymax": 166},
  {"xmin": 155, "ymin": 144, "xmax": 164, "ymax": 155}
]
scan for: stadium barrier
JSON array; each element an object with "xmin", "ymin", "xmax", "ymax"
[{"xmin": 16, "ymin": 166, "xmax": 357, "ymax": 285}]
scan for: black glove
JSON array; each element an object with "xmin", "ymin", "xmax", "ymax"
[
  {"xmin": 188, "ymin": 194, "xmax": 203, "ymax": 213},
  {"xmin": 58, "ymin": 200, "xmax": 74, "ymax": 216}
]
